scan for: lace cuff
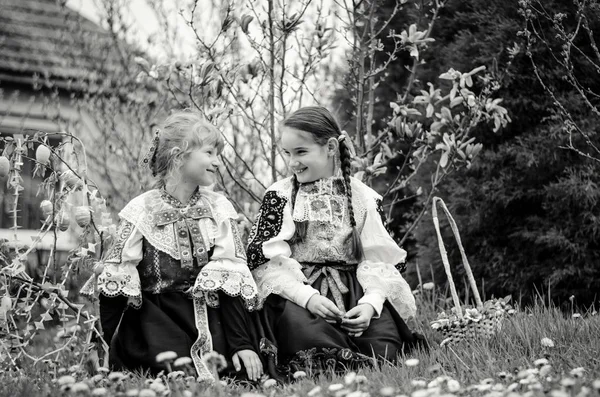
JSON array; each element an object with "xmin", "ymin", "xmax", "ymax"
[
  {"xmin": 80, "ymin": 262, "xmax": 142, "ymax": 308},
  {"xmin": 192, "ymin": 260, "xmax": 259, "ymax": 310},
  {"xmin": 251, "ymin": 255, "xmax": 312, "ymax": 308},
  {"xmin": 357, "ymin": 260, "xmax": 416, "ymax": 320}
]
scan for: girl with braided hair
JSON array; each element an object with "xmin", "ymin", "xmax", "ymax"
[
  {"xmin": 81, "ymin": 110, "xmax": 263, "ymax": 381},
  {"xmin": 247, "ymin": 106, "xmax": 425, "ymax": 377}
]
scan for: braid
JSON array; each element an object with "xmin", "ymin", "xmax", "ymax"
[
  {"xmin": 289, "ymin": 174, "xmax": 308, "ymax": 243},
  {"xmin": 339, "ymin": 138, "xmax": 364, "ymax": 260}
]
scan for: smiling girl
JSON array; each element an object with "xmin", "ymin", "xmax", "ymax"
[
  {"xmin": 247, "ymin": 106, "xmax": 426, "ymax": 377},
  {"xmin": 81, "ymin": 110, "xmax": 263, "ymax": 381}
]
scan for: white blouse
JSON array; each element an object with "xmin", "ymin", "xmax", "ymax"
[
  {"xmin": 80, "ymin": 188, "xmax": 258, "ymax": 310},
  {"xmin": 247, "ymin": 177, "xmax": 416, "ymax": 320}
]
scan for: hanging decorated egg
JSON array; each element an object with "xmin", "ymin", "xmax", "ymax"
[
  {"xmin": 57, "ymin": 211, "xmax": 71, "ymax": 232},
  {"xmin": 74, "ymin": 207, "xmax": 91, "ymax": 228},
  {"xmin": 60, "ymin": 170, "xmax": 81, "ymax": 189},
  {"xmin": 35, "ymin": 145, "xmax": 51, "ymax": 165},
  {"xmin": 40, "ymin": 200, "xmax": 53, "ymax": 217}
]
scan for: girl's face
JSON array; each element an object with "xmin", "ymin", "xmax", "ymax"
[
  {"xmin": 180, "ymin": 144, "xmax": 220, "ymax": 186},
  {"xmin": 280, "ymin": 126, "xmax": 335, "ymax": 183}
]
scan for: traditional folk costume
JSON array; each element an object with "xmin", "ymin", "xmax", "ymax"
[
  {"xmin": 247, "ymin": 176, "xmax": 425, "ymax": 375},
  {"xmin": 81, "ymin": 188, "xmax": 259, "ymax": 381}
]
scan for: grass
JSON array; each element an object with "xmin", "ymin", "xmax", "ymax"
[{"xmin": 1, "ymin": 289, "xmax": 599, "ymax": 397}]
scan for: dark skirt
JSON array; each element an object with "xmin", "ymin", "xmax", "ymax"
[
  {"xmin": 258, "ymin": 266, "xmax": 426, "ymax": 377},
  {"xmin": 105, "ymin": 291, "xmax": 258, "ymax": 376}
]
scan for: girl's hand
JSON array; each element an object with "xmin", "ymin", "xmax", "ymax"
[
  {"xmin": 232, "ymin": 349, "xmax": 263, "ymax": 381},
  {"xmin": 341, "ymin": 304, "xmax": 376, "ymax": 337},
  {"xmin": 306, "ymin": 295, "xmax": 344, "ymax": 322}
]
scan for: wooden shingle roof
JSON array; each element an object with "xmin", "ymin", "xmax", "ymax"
[{"xmin": 0, "ymin": 0, "xmax": 124, "ymax": 87}]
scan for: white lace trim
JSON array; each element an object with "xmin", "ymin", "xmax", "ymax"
[
  {"xmin": 118, "ymin": 189, "xmax": 235, "ymax": 260},
  {"xmin": 357, "ymin": 260, "xmax": 416, "ymax": 319},
  {"xmin": 267, "ymin": 177, "xmax": 379, "ymax": 230},
  {"xmin": 192, "ymin": 260, "xmax": 259, "ymax": 310},
  {"xmin": 79, "ymin": 263, "xmax": 142, "ymax": 308},
  {"xmin": 251, "ymin": 256, "xmax": 308, "ymax": 308}
]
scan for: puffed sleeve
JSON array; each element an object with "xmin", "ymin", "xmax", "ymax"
[
  {"xmin": 356, "ymin": 193, "xmax": 416, "ymax": 320},
  {"xmin": 80, "ymin": 219, "xmax": 143, "ymax": 309},
  {"xmin": 247, "ymin": 189, "xmax": 319, "ymax": 309},
  {"xmin": 192, "ymin": 197, "xmax": 259, "ymax": 309}
]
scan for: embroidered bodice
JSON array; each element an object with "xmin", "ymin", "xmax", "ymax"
[
  {"xmin": 246, "ymin": 176, "xmax": 417, "ymax": 320},
  {"xmin": 81, "ymin": 187, "xmax": 257, "ymax": 309}
]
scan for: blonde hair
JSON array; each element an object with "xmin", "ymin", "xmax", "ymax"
[{"xmin": 151, "ymin": 110, "xmax": 224, "ymax": 189}]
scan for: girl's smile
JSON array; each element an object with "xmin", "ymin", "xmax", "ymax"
[{"xmin": 280, "ymin": 127, "xmax": 335, "ymax": 183}]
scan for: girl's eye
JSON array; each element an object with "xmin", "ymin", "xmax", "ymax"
[{"xmin": 283, "ymin": 151, "xmax": 290, "ymax": 156}]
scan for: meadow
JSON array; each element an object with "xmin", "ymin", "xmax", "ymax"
[{"xmin": 2, "ymin": 287, "xmax": 599, "ymax": 397}]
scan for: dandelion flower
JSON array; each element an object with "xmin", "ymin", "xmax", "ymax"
[
  {"xmin": 572, "ymin": 313, "xmax": 581, "ymax": 319},
  {"xmin": 593, "ymin": 380, "xmax": 600, "ymax": 391},
  {"xmin": 173, "ymin": 357, "xmax": 193, "ymax": 367},
  {"xmin": 534, "ymin": 358, "xmax": 549, "ymax": 367},
  {"xmin": 344, "ymin": 372, "xmax": 357, "ymax": 385},
  {"xmin": 68, "ymin": 365, "xmax": 81, "ymax": 373},
  {"xmin": 561, "ymin": 378, "xmax": 576, "ymax": 387},
  {"xmin": 182, "ymin": 391, "xmax": 193, "ymax": 397},
  {"xmin": 149, "ymin": 381, "xmax": 167, "ymax": 393},
  {"xmin": 262, "ymin": 379, "xmax": 277, "ymax": 389},
  {"xmin": 155, "ymin": 351, "xmax": 178, "ymax": 363},
  {"xmin": 540, "ymin": 365, "xmax": 552, "ymax": 377},
  {"xmin": 355, "ymin": 375, "xmax": 368, "ymax": 384},
  {"xmin": 550, "ymin": 390, "xmax": 569, "ymax": 397},
  {"xmin": 167, "ymin": 371, "xmax": 185, "ymax": 380},
  {"xmin": 138, "ymin": 390, "xmax": 157, "ymax": 397},
  {"xmin": 541, "ymin": 337, "xmax": 555, "ymax": 347},
  {"xmin": 126, "ymin": 390, "xmax": 140, "ymax": 397},
  {"xmin": 422, "ymin": 282, "xmax": 435, "ymax": 290},
  {"xmin": 328, "ymin": 383, "xmax": 344, "ymax": 392},
  {"xmin": 91, "ymin": 374, "xmax": 104, "ymax": 384},
  {"xmin": 570, "ymin": 367, "xmax": 585, "ymax": 378},
  {"xmin": 57, "ymin": 375, "xmax": 76, "ymax": 386},
  {"xmin": 307, "ymin": 386, "xmax": 322, "ymax": 397},
  {"xmin": 411, "ymin": 380, "xmax": 427, "ymax": 388},
  {"xmin": 293, "ymin": 371, "xmax": 307, "ymax": 379},
  {"xmin": 447, "ymin": 379, "xmax": 460, "ymax": 392},
  {"xmin": 71, "ymin": 382, "xmax": 89, "ymax": 393},
  {"xmin": 92, "ymin": 387, "xmax": 107, "ymax": 396},
  {"xmin": 108, "ymin": 371, "xmax": 127, "ymax": 382},
  {"xmin": 411, "ymin": 389, "xmax": 431, "ymax": 397},
  {"xmin": 201, "ymin": 351, "xmax": 227, "ymax": 371},
  {"xmin": 97, "ymin": 367, "xmax": 110, "ymax": 374},
  {"xmin": 405, "ymin": 358, "xmax": 420, "ymax": 367},
  {"xmin": 380, "ymin": 386, "xmax": 395, "ymax": 396}
]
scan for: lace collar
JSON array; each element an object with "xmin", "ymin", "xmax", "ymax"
[{"xmin": 160, "ymin": 187, "xmax": 203, "ymax": 208}]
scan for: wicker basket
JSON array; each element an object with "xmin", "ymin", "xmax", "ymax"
[{"xmin": 429, "ymin": 197, "xmax": 513, "ymax": 346}]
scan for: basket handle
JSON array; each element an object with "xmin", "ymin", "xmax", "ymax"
[{"xmin": 432, "ymin": 196, "xmax": 483, "ymax": 318}]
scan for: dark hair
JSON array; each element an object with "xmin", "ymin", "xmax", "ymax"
[{"xmin": 283, "ymin": 106, "xmax": 363, "ymax": 260}]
